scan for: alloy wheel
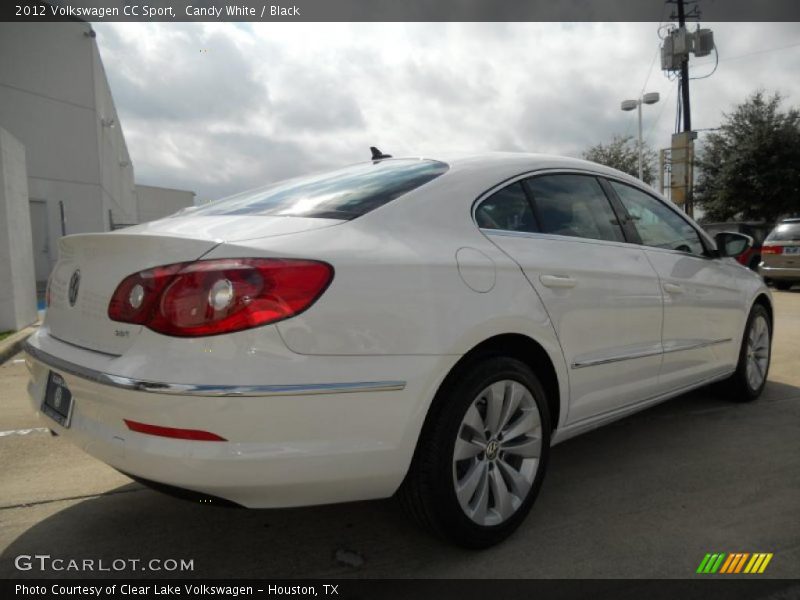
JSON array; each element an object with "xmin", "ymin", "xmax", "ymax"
[
  {"xmin": 746, "ymin": 315, "xmax": 770, "ymax": 390},
  {"xmin": 452, "ymin": 379, "xmax": 542, "ymax": 526}
]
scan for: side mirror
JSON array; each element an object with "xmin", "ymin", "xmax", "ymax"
[{"xmin": 715, "ymin": 231, "xmax": 753, "ymax": 258}]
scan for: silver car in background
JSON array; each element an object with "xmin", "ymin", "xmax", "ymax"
[{"xmin": 760, "ymin": 218, "xmax": 800, "ymax": 290}]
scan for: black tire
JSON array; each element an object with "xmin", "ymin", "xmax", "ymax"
[
  {"xmin": 398, "ymin": 356, "xmax": 551, "ymax": 548},
  {"xmin": 721, "ymin": 304, "xmax": 771, "ymax": 402},
  {"xmin": 773, "ymin": 281, "xmax": 793, "ymax": 291}
]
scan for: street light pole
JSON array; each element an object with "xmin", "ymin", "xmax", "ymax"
[
  {"xmin": 621, "ymin": 92, "xmax": 660, "ymax": 182},
  {"xmin": 637, "ymin": 101, "xmax": 643, "ymax": 180}
]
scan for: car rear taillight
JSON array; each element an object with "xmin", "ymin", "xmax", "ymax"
[
  {"xmin": 109, "ymin": 258, "xmax": 333, "ymax": 337},
  {"xmin": 761, "ymin": 244, "xmax": 783, "ymax": 255}
]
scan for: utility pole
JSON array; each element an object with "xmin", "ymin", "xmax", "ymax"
[
  {"xmin": 660, "ymin": 0, "xmax": 713, "ymax": 216},
  {"xmin": 677, "ymin": 0, "xmax": 691, "ymax": 133},
  {"xmin": 676, "ymin": 0, "xmax": 693, "ymax": 214}
]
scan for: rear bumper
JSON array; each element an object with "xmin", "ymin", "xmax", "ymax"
[
  {"xmin": 24, "ymin": 331, "xmax": 455, "ymax": 508},
  {"xmin": 759, "ymin": 263, "xmax": 800, "ymax": 281}
]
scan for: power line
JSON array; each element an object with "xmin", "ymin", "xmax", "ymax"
[
  {"xmin": 638, "ymin": 3, "xmax": 671, "ymax": 97},
  {"xmin": 639, "ymin": 46, "xmax": 661, "ymax": 97},
  {"xmin": 691, "ymin": 44, "xmax": 719, "ymax": 80},
  {"xmin": 644, "ymin": 83, "xmax": 676, "ymax": 142},
  {"xmin": 693, "ymin": 40, "xmax": 800, "ymax": 66}
]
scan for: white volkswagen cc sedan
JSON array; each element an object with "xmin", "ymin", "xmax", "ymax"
[{"xmin": 24, "ymin": 153, "xmax": 772, "ymax": 548}]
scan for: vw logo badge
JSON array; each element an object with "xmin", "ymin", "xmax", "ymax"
[
  {"xmin": 68, "ymin": 270, "xmax": 81, "ymax": 307},
  {"xmin": 485, "ymin": 439, "xmax": 500, "ymax": 460}
]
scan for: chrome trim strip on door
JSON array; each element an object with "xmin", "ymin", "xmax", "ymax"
[
  {"xmin": 571, "ymin": 348, "xmax": 663, "ymax": 369},
  {"xmin": 22, "ymin": 342, "xmax": 406, "ymax": 397},
  {"xmin": 661, "ymin": 338, "xmax": 733, "ymax": 355},
  {"xmin": 571, "ymin": 338, "xmax": 733, "ymax": 369}
]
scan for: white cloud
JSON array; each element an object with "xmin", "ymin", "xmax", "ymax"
[{"xmin": 93, "ymin": 21, "xmax": 800, "ymax": 202}]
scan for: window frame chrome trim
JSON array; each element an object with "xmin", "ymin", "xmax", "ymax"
[
  {"xmin": 22, "ymin": 341, "xmax": 406, "ymax": 397},
  {"xmin": 471, "ymin": 167, "xmax": 718, "ymax": 259}
]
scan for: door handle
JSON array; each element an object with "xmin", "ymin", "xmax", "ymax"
[
  {"xmin": 540, "ymin": 275, "xmax": 577, "ymax": 289},
  {"xmin": 663, "ymin": 282, "xmax": 684, "ymax": 294}
]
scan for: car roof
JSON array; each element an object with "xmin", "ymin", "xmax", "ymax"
[
  {"xmin": 371, "ymin": 151, "xmax": 693, "ymax": 220},
  {"xmin": 417, "ymin": 151, "xmax": 644, "ymax": 187},
  {"xmin": 393, "ymin": 151, "xmax": 677, "ymax": 210}
]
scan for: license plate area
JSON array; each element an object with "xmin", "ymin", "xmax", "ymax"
[
  {"xmin": 42, "ymin": 371, "xmax": 74, "ymax": 428},
  {"xmin": 783, "ymin": 247, "xmax": 800, "ymax": 255}
]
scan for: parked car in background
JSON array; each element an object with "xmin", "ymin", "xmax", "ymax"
[
  {"xmin": 760, "ymin": 218, "xmax": 800, "ymax": 290},
  {"xmin": 24, "ymin": 153, "xmax": 772, "ymax": 548},
  {"xmin": 702, "ymin": 221, "xmax": 771, "ymax": 271}
]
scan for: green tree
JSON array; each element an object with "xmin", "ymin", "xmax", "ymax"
[
  {"xmin": 695, "ymin": 91, "xmax": 800, "ymax": 223},
  {"xmin": 583, "ymin": 135, "xmax": 657, "ymax": 185}
]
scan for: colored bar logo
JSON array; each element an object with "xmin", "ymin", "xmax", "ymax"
[{"xmin": 697, "ymin": 553, "xmax": 773, "ymax": 574}]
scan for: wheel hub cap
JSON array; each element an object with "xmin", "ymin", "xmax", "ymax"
[{"xmin": 485, "ymin": 439, "xmax": 500, "ymax": 460}]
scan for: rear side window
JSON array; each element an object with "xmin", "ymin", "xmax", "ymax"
[
  {"xmin": 609, "ymin": 181, "xmax": 705, "ymax": 255},
  {"xmin": 526, "ymin": 175, "xmax": 625, "ymax": 242},
  {"xmin": 767, "ymin": 223, "xmax": 800, "ymax": 241},
  {"xmin": 191, "ymin": 159, "xmax": 449, "ymax": 220},
  {"xmin": 475, "ymin": 182, "xmax": 538, "ymax": 232}
]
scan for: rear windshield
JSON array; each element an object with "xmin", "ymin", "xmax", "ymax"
[
  {"xmin": 191, "ymin": 159, "xmax": 449, "ymax": 219},
  {"xmin": 766, "ymin": 222, "xmax": 800, "ymax": 241}
]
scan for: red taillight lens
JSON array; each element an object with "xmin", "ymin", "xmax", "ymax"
[
  {"xmin": 761, "ymin": 244, "xmax": 782, "ymax": 255},
  {"xmin": 109, "ymin": 258, "xmax": 333, "ymax": 337},
  {"xmin": 108, "ymin": 263, "xmax": 186, "ymax": 324}
]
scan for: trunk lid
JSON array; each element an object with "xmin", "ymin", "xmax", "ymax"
[
  {"xmin": 130, "ymin": 214, "xmax": 343, "ymax": 243},
  {"xmin": 46, "ymin": 233, "xmax": 219, "ymax": 355},
  {"xmin": 45, "ymin": 215, "xmax": 342, "ymax": 355}
]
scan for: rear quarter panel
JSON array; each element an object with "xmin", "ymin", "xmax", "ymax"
[{"xmin": 202, "ymin": 177, "xmax": 571, "ymax": 430}]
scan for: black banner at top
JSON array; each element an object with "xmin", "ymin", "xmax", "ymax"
[{"xmin": 3, "ymin": 0, "xmax": 800, "ymax": 22}]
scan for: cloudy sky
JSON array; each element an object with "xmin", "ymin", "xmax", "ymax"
[{"xmin": 93, "ymin": 21, "xmax": 800, "ymax": 203}]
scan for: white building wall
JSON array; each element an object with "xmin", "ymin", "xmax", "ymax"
[
  {"xmin": 0, "ymin": 23, "xmax": 107, "ymax": 284},
  {"xmin": 92, "ymin": 39, "xmax": 138, "ymax": 228},
  {"xmin": 0, "ymin": 128, "xmax": 37, "ymax": 330},
  {"xmin": 135, "ymin": 184, "xmax": 195, "ymax": 224},
  {"xmin": 0, "ymin": 22, "xmax": 189, "ymax": 287}
]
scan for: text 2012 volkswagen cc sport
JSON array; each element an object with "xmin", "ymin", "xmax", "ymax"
[{"xmin": 25, "ymin": 153, "xmax": 772, "ymax": 548}]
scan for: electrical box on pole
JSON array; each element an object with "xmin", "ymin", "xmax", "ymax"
[
  {"xmin": 660, "ymin": 26, "xmax": 714, "ymax": 72},
  {"xmin": 660, "ymin": 35, "xmax": 677, "ymax": 70},
  {"xmin": 693, "ymin": 29, "xmax": 714, "ymax": 57}
]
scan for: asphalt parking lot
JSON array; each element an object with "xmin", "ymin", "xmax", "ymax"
[{"xmin": 1, "ymin": 291, "xmax": 799, "ymax": 580}]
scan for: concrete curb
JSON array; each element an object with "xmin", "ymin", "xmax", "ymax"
[{"xmin": 0, "ymin": 323, "xmax": 39, "ymax": 365}]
